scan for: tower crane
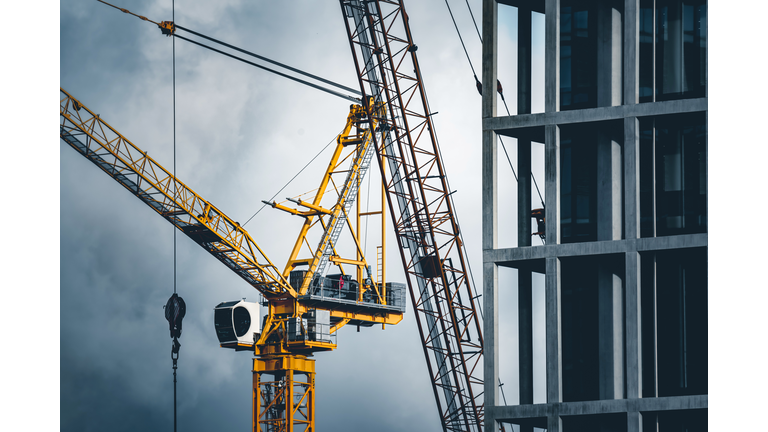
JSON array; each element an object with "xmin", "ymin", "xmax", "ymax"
[
  {"xmin": 62, "ymin": 1, "xmax": 486, "ymax": 431},
  {"xmin": 61, "ymin": 88, "xmax": 404, "ymax": 431}
]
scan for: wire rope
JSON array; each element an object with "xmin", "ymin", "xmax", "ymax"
[
  {"xmin": 242, "ymin": 133, "xmax": 339, "ymax": 227},
  {"xmin": 173, "ymin": 34, "xmax": 360, "ymax": 104},
  {"xmin": 171, "ymin": 4, "xmax": 179, "ymax": 432},
  {"xmin": 443, "ymin": 0, "xmax": 545, "ymax": 210},
  {"xmin": 442, "ymin": 0, "xmax": 480, "ymax": 89},
  {"xmin": 464, "ymin": 0, "xmax": 483, "ymax": 43},
  {"xmin": 174, "ymin": 24, "xmax": 361, "ymax": 97}
]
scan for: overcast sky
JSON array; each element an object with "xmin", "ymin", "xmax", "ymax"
[
  {"xmin": 0, "ymin": 1, "xmax": 761, "ymax": 431},
  {"xmin": 57, "ymin": 1, "xmax": 512, "ymax": 431}
]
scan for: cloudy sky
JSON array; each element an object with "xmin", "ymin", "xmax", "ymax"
[{"xmin": 1, "ymin": 1, "xmax": 764, "ymax": 431}]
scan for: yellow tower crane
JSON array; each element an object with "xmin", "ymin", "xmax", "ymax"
[{"xmin": 61, "ymin": 88, "xmax": 403, "ymax": 431}]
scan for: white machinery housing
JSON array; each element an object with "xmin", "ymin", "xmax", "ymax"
[{"xmin": 214, "ymin": 300, "xmax": 261, "ymax": 350}]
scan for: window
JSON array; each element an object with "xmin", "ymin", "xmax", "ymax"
[
  {"xmin": 560, "ymin": 0, "xmax": 598, "ymax": 110},
  {"xmin": 639, "ymin": 113, "xmax": 706, "ymax": 237},
  {"xmin": 639, "ymin": 0, "xmax": 707, "ymax": 103},
  {"xmin": 641, "ymin": 248, "xmax": 708, "ymax": 398},
  {"xmin": 561, "ymin": 256, "xmax": 599, "ymax": 402},
  {"xmin": 233, "ymin": 306, "xmax": 251, "ymax": 337},
  {"xmin": 561, "ymin": 124, "xmax": 598, "ymax": 243}
]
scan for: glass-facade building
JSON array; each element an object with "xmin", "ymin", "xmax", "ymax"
[{"xmin": 482, "ymin": 1, "xmax": 707, "ymax": 431}]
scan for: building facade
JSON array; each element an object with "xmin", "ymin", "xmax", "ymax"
[{"xmin": 481, "ymin": 1, "xmax": 707, "ymax": 431}]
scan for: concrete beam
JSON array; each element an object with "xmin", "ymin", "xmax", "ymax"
[
  {"xmin": 484, "ymin": 98, "xmax": 707, "ymax": 131},
  {"xmin": 498, "ymin": 0, "xmax": 545, "ymax": 14},
  {"xmin": 489, "ymin": 395, "xmax": 708, "ymax": 420},
  {"xmin": 484, "ymin": 233, "xmax": 708, "ymax": 263}
]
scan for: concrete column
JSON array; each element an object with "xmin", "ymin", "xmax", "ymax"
[
  {"xmin": 548, "ymin": 408, "xmax": 563, "ymax": 432},
  {"xmin": 545, "ymin": 257, "xmax": 562, "ymax": 405},
  {"xmin": 518, "ymin": 7, "xmax": 533, "ymax": 250},
  {"xmin": 545, "ymin": 0, "xmax": 560, "ymax": 113},
  {"xmin": 624, "ymin": 0, "xmax": 639, "ymax": 104},
  {"xmin": 624, "ymin": 117, "xmax": 640, "ymax": 239},
  {"xmin": 518, "ymin": 266, "xmax": 533, "ymax": 407},
  {"xmin": 597, "ymin": 0, "xmax": 623, "ymax": 107},
  {"xmin": 626, "ymin": 252, "xmax": 642, "ymax": 399},
  {"xmin": 628, "ymin": 411, "xmax": 642, "ymax": 432},
  {"xmin": 597, "ymin": 129, "xmax": 623, "ymax": 241},
  {"xmin": 482, "ymin": 0, "xmax": 498, "ymax": 253},
  {"xmin": 517, "ymin": 12, "xmax": 534, "ymax": 423},
  {"xmin": 482, "ymin": 0, "xmax": 498, "ymax": 120},
  {"xmin": 518, "ymin": 7, "xmax": 532, "ymax": 115},
  {"xmin": 483, "ymin": 129, "xmax": 498, "ymax": 252},
  {"xmin": 545, "ymin": 125, "xmax": 560, "ymax": 244},
  {"xmin": 482, "ymin": 3, "xmax": 498, "ymax": 431},
  {"xmin": 518, "ymin": 140, "xmax": 532, "ymax": 246},
  {"xmin": 484, "ymin": 262, "xmax": 499, "ymax": 432},
  {"xmin": 598, "ymin": 257, "xmax": 624, "ymax": 400}
]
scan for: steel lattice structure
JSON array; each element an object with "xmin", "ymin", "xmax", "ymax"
[
  {"xmin": 339, "ymin": 1, "xmax": 485, "ymax": 431},
  {"xmin": 60, "ymin": 88, "xmax": 296, "ymax": 300}
]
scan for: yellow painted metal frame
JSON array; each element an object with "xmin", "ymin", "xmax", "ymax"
[
  {"xmin": 253, "ymin": 356, "xmax": 315, "ymax": 432},
  {"xmin": 61, "ymin": 88, "xmax": 404, "ymax": 432}
]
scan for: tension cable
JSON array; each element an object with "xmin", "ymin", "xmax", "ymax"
[{"xmin": 97, "ymin": 0, "xmax": 361, "ymax": 103}]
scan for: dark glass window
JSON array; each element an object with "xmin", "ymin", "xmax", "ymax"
[
  {"xmin": 233, "ymin": 306, "xmax": 251, "ymax": 337},
  {"xmin": 214, "ymin": 308, "xmax": 235, "ymax": 343},
  {"xmin": 639, "ymin": 0, "xmax": 654, "ymax": 103},
  {"xmin": 639, "ymin": 119, "xmax": 655, "ymax": 237},
  {"xmin": 563, "ymin": 414, "xmax": 627, "ymax": 432},
  {"xmin": 560, "ymin": 124, "xmax": 597, "ymax": 243},
  {"xmin": 641, "ymin": 248, "xmax": 708, "ymax": 398},
  {"xmin": 639, "ymin": 113, "xmax": 706, "ymax": 237},
  {"xmin": 561, "ymin": 257, "xmax": 599, "ymax": 402},
  {"xmin": 640, "ymin": 0, "xmax": 707, "ymax": 102},
  {"xmin": 656, "ymin": 114, "xmax": 707, "ymax": 236},
  {"xmin": 560, "ymin": 1, "xmax": 597, "ymax": 110},
  {"xmin": 642, "ymin": 409, "xmax": 708, "ymax": 432}
]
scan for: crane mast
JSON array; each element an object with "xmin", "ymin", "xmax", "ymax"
[{"xmin": 339, "ymin": 1, "xmax": 485, "ymax": 431}]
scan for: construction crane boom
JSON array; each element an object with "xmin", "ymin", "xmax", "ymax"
[
  {"xmin": 60, "ymin": 88, "xmax": 296, "ymax": 300},
  {"xmin": 339, "ymin": 1, "xmax": 485, "ymax": 431}
]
